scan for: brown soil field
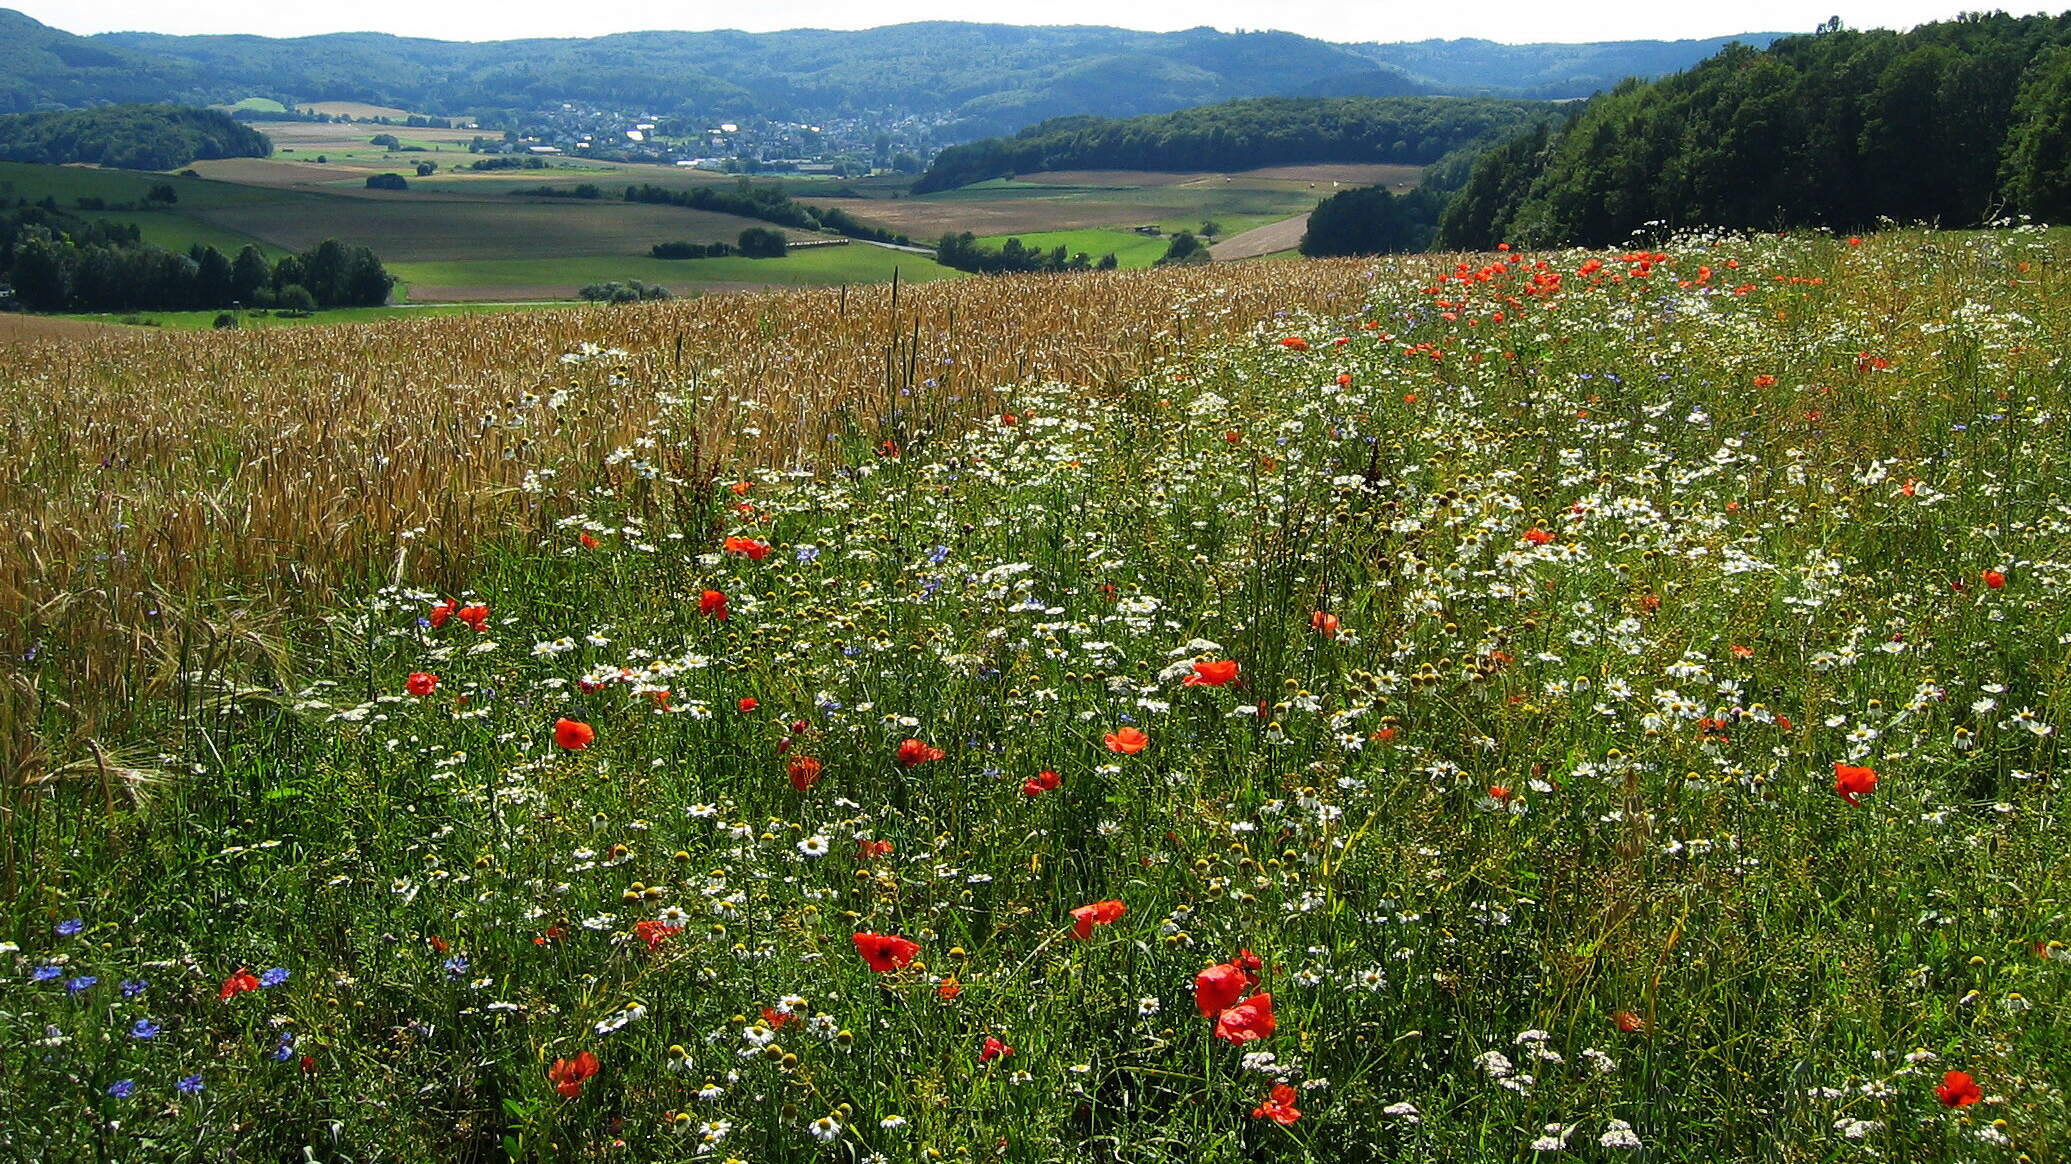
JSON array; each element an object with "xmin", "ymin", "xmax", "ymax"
[
  {"xmin": 0, "ymin": 313, "xmax": 138, "ymax": 344},
  {"xmin": 1211, "ymin": 214, "xmax": 1311, "ymax": 261},
  {"xmin": 197, "ymin": 196, "xmax": 806, "ymax": 262},
  {"xmin": 411, "ymin": 281, "xmax": 776, "ymax": 303}
]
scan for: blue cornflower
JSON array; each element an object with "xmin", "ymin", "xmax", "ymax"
[
  {"xmin": 259, "ymin": 967, "xmax": 290, "ymax": 988},
  {"xmin": 65, "ymin": 976, "xmax": 98, "ymax": 994},
  {"xmin": 268, "ymin": 1032, "xmax": 298, "ymax": 1062},
  {"xmin": 928, "ymin": 544, "xmax": 951, "ymax": 564},
  {"xmin": 175, "ymin": 1074, "xmax": 204, "ymax": 1096},
  {"xmin": 795, "ymin": 544, "xmax": 820, "ymax": 564},
  {"xmin": 31, "ymin": 965, "xmax": 62, "ymax": 982},
  {"xmin": 130, "ymin": 1018, "xmax": 160, "ymax": 1040},
  {"xmin": 442, "ymin": 955, "xmax": 469, "ymax": 977},
  {"xmin": 121, "ymin": 979, "xmax": 148, "ymax": 997},
  {"xmin": 107, "ymin": 1080, "xmax": 135, "ymax": 1099},
  {"xmin": 54, "ymin": 919, "xmax": 83, "ymax": 937}
]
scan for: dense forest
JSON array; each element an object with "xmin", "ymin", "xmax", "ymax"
[
  {"xmin": 1297, "ymin": 139, "xmax": 1505, "ymax": 257},
  {"xmin": 0, "ymin": 7, "xmax": 1768, "ymax": 137},
  {"xmin": 1434, "ymin": 12, "xmax": 2071, "ymax": 248},
  {"xmin": 914, "ymin": 97, "xmax": 1552, "ymax": 192},
  {"xmin": 0, "ymin": 105, "xmax": 271, "ymax": 171},
  {"xmin": 2, "ymin": 203, "xmax": 389, "ymax": 312}
]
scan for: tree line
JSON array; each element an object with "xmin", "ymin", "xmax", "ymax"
[
  {"xmin": 934, "ymin": 233, "xmax": 1117, "ymax": 275},
  {"xmin": 1430, "ymin": 12, "xmax": 2071, "ymax": 249},
  {"xmin": 0, "ymin": 105, "xmax": 270, "ymax": 171},
  {"xmin": 520, "ymin": 181, "xmax": 910, "ymax": 246},
  {"xmin": 2, "ymin": 203, "xmax": 391, "ymax": 312},
  {"xmin": 914, "ymin": 97, "xmax": 1551, "ymax": 193}
]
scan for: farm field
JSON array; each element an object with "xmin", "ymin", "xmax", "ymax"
[
  {"xmin": 388, "ymin": 243, "xmax": 960, "ymax": 301},
  {"xmin": 3, "ymin": 155, "xmax": 1367, "ymax": 306},
  {"xmin": 58, "ymin": 302, "xmax": 571, "ymax": 330},
  {"xmin": 194, "ymin": 194, "xmax": 813, "ymax": 264},
  {"xmin": 969, "ymin": 228, "xmax": 1174, "ymax": 268},
  {"xmin": 800, "ymin": 167, "xmax": 1386, "ymax": 239},
  {"xmin": 2, "ymin": 230, "xmax": 2067, "ymax": 1162}
]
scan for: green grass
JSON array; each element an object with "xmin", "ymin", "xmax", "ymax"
[
  {"xmin": 390, "ymin": 244, "xmax": 961, "ymax": 297},
  {"xmin": 972, "ymin": 229, "xmax": 1173, "ymax": 268},
  {"xmin": 74, "ymin": 209, "xmax": 283, "ymax": 258},
  {"xmin": 0, "ymin": 161, "xmax": 277, "ymax": 208},
  {"xmin": 6, "ymin": 230, "xmax": 2071, "ymax": 1161},
  {"xmin": 227, "ymin": 98, "xmax": 289, "ymax": 114}
]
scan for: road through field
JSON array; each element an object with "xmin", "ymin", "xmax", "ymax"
[{"xmin": 1210, "ymin": 213, "xmax": 1309, "ymax": 261}]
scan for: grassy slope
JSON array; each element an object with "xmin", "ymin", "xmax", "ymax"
[{"xmin": 390, "ymin": 244, "xmax": 960, "ymax": 298}]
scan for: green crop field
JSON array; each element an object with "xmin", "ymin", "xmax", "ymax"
[
  {"xmin": 199, "ymin": 193, "xmax": 807, "ymax": 264},
  {"xmin": 3, "ymin": 232, "xmax": 2069, "ymax": 1162},
  {"xmin": 970, "ymin": 228, "xmax": 1173, "ymax": 268},
  {"xmin": 389, "ymin": 244, "xmax": 960, "ymax": 300}
]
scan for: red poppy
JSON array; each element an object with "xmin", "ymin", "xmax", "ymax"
[
  {"xmin": 979, "ymin": 1035, "xmax": 1013, "ymax": 1063},
  {"xmin": 1612, "ymin": 1009, "xmax": 1647, "ymax": 1034},
  {"xmin": 217, "ymin": 967, "xmax": 261, "ymax": 1001},
  {"xmin": 856, "ymin": 838, "xmax": 893, "ymax": 859},
  {"xmin": 1982, "ymin": 569, "xmax": 2006, "ymax": 590},
  {"xmin": 1194, "ymin": 962, "xmax": 1248, "ymax": 1017},
  {"xmin": 405, "ymin": 672, "xmax": 439, "ymax": 697},
  {"xmin": 1309, "ymin": 611, "xmax": 1340, "ymax": 636},
  {"xmin": 762, "ymin": 1007, "xmax": 797, "ymax": 1029},
  {"xmin": 1234, "ymin": 948, "xmax": 1262, "ymax": 984},
  {"xmin": 548, "ymin": 1052, "xmax": 599, "ymax": 1098},
  {"xmin": 787, "ymin": 756, "xmax": 823, "ymax": 791},
  {"xmin": 1215, "ymin": 993, "xmax": 1276, "ymax": 1043},
  {"xmin": 936, "ymin": 976, "xmax": 962, "ymax": 1000},
  {"xmin": 1252, "ymin": 1082, "xmax": 1301, "ymax": 1124},
  {"xmin": 699, "ymin": 589, "xmax": 729, "ymax": 620},
  {"xmin": 1523, "ymin": 527, "xmax": 1554, "ymax": 546},
  {"xmin": 633, "ymin": 920, "xmax": 673, "ymax": 953},
  {"xmin": 1278, "ymin": 336, "xmax": 1309, "ymax": 351},
  {"xmin": 1336, "ymin": 372, "xmax": 1352, "ymax": 387},
  {"xmin": 456, "ymin": 603, "xmax": 490, "ymax": 633},
  {"xmin": 1936, "ymin": 1070, "xmax": 1982, "ymax": 1107},
  {"xmin": 1070, "ymin": 899, "xmax": 1127, "ymax": 939},
  {"xmin": 1104, "ymin": 726, "xmax": 1149, "ymax": 754},
  {"xmin": 429, "ymin": 598, "xmax": 457, "ymax": 628},
  {"xmin": 1184, "ymin": 660, "xmax": 1240, "ymax": 687},
  {"xmin": 579, "ymin": 531, "xmax": 601, "ymax": 550},
  {"xmin": 853, "ymin": 932, "xmax": 920, "ymax": 972},
  {"xmin": 554, "ymin": 718, "xmax": 596, "ymax": 751},
  {"xmin": 724, "ymin": 537, "xmax": 772, "ymax": 562},
  {"xmin": 1753, "ymin": 374, "xmax": 1778, "ymax": 388},
  {"xmin": 896, "ymin": 738, "xmax": 945, "ymax": 768},
  {"xmin": 1834, "ymin": 762, "xmax": 1878, "ymax": 807},
  {"xmin": 738, "ymin": 697, "xmax": 758, "ymax": 713}
]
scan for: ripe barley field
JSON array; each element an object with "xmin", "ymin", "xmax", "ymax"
[{"xmin": 1, "ymin": 230, "xmax": 2068, "ymax": 1163}]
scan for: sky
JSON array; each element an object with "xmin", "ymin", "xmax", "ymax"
[{"xmin": 13, "ymin": 0, "xmax": 2023, "ymax": 45}]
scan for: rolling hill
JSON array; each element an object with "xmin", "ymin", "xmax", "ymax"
[{"xmin": 1, "ymin": 9, "xmax": 1784, "ymax": 141}]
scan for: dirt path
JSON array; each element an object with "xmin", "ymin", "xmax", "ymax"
[{"xmin": 1210, "ymin": 214, "xmax": 1309, "ymax": 261}]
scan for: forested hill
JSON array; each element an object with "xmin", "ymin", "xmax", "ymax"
[
  {"xmin": 1436, "ymin": 12, "xmax": 2071, "ymax": 248},
  {"xmin": 0, "ymin": 105, "xmax": 271, "ymax": 170},
  {"xmin": 914, "ymin": 98, "xmax": 1554, "ymax": 192},
  {"xmin": 1, "ymin": 8, "xmax": 1774, "ymax": 140}
]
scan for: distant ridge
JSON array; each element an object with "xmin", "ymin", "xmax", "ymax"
[{"xmin": 0, "ymin": 10, "xmax": 1786, "ymax": 142}]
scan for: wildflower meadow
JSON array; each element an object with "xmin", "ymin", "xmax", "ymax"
[{"xmin": 3, "ymin": 231, "xmax": 2069, "ymax": 1162}]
